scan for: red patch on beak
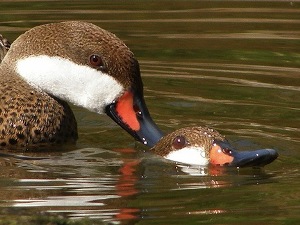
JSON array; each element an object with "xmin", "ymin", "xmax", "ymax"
[
  {"xmin": 210, "ymin": 144, "xmax": 234, "ymax": 166},
  {"xmin": 115, "ymin": 91, "xmax": 140, "ymax": 131}
]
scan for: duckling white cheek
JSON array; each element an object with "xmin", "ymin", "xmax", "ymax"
[
  {"xmin": 164, "ymin": 147, "xmax": 209, "ymax": 166},
  {"xmin": 16, "ymin": 55, "xmax": 123, "ymax": 113}
]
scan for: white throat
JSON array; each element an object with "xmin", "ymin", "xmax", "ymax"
[
  {"xmin": 16, "ymin": 55, "xmax": 123, "ymax": 114},
  {"xmin": 165, "ymin": 146, "xmax": 209, "ymax": 166}
]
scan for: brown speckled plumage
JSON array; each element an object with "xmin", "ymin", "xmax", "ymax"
[
  {"xmin": 0, "ymin": 34, "xmax": 10, "ymax": 63},
  {"xmin": 151, "ymin": 126, "xmax": 226, "ymax": 157},
  {"xmin": 0, "ymin": 21, "xmax": 141, "ymax": 151}
]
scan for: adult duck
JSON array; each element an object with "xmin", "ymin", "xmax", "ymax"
[{"xmin": 0, "ymin": 21, "xmax": 163, "ymax": 150}]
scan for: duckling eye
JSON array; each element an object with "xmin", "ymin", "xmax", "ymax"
[
  {"xmin": 172, "ymin": 135, "xmax": 187, "ymax": 150},
  {"xmin": 89, "ymin": 54, "xmax": 106, "ymax": 71}
]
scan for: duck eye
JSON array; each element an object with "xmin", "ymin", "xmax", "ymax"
[
  {"xmin": 89, "ymin": 54, "xmax": 106, "ymax": 71},
  {"xmin": 172, "ymin": 135, "xmax": 187, "ymax": 150}
]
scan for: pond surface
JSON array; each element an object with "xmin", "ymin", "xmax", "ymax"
[{"xmin": 0, "ymin": 0, "xmax": 299, "ymax": 224}]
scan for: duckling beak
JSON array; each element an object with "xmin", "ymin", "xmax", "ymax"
[
  {"xmin": 229, "ymin": 148, "xmax": 278, "ymax": 167},
  {"xmin": 105, "ymin": 90, "xmax": 163, "ymax": 147},
  {"xmin": 211, "ymin": 140, "xmax": 278, "ymax": 167}
]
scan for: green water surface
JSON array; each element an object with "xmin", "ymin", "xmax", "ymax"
[{"xmin": 0, "ymin": 1, "xmax": 299, "ymax": 224}]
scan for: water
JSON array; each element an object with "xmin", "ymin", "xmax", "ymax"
[{"xmin": 0, "ymin": 1, "xmax": 299, "ymax": 224}]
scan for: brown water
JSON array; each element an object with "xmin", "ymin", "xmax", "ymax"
[{"xmin": 0, "ymin": 1, "xmax": 299, "ymax": 224}]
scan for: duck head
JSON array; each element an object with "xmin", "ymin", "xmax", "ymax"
[
  {"xmin": 1, "ymin": 21, "xmax": 163, "ymax": 147},
  {"xmin": 151, "ymin": 126, "xmax": 278, "ymax": 167}
]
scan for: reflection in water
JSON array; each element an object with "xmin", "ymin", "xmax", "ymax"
[
  {"xmin": 6, "ymin": 148, "xmax": 134, "ymax": 221},
  {"xmin": 0, "ymin": 148, "xmax": 273, "ymax": 223}
]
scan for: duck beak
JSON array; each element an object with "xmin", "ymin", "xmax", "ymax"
[
  {"xmin": 211, "ymin": 140, "xmax": 278, "ymax": 167},
  {"xmin": 105, "ymin": 89, "xmax": 163, "ymax": 147}
]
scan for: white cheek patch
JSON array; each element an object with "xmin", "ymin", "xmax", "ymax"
[
  {"xmin": 16, "ymin": 55, "xmax": 124, "ymax": 114},
  {"xmin": 164, "ymin": 147, "xmax": 209, "ymax": 166}
]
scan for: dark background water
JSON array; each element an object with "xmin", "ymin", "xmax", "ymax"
[{"xmin": 0, "ymin": 1, "xmax": 299, "ymax": 224}]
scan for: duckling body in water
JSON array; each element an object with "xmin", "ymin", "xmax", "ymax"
[{"xmin": 151, "ymin": 126, "xmax": 278, "ymax": 167}]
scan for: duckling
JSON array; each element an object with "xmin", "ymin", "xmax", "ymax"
[{"xmin": 151, "ymin": 126, "xmax": 278, "ymax": 167}]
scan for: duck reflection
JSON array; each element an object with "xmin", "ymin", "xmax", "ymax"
[{"xmin": 0, "ymin": 146, "xmax": 275, "ymax": 224}]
